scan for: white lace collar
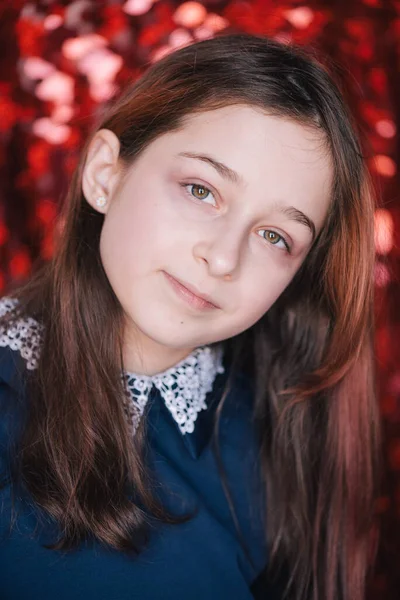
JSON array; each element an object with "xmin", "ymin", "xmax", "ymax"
[
  {"xmin": 0, "ymin": 297, "xmax": 225, "ymax": 436},
  {"xmin": 122, "ymin": 345, "xmax": 225, "ymax": 435}
]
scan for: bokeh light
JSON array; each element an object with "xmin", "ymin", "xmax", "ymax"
[{"xmin": 375, "ymin": 209, "xmax": 394, "ymax": 255}]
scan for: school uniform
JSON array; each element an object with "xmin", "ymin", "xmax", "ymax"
[{"xmin": 0, "ymin": 296, "xmax": 278, "ymax": 599}]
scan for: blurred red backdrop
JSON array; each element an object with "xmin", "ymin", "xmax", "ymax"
[{"xmin": 0, "ymin": 1, "xmax": 399, "ymax": 597}]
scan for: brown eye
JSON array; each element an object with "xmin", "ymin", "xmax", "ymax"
[
  {"xmin": 258, "ymin": 229, "xmax": 290, "ymax": 252},
  {"xmin": 184, "ymin": 183, "xmax": 217, "ymax": 206},
  {"xmin": 265, "ymin": 231, "xmax": 280, "ymax": 244},
  {"xmin": 191, "ymin": 184, "xmax": 210, "ymax": 200}
]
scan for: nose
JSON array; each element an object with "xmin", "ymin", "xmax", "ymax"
[{"xmin": 193, "ymin": 225, "xmax": 245, "ymax": 281}]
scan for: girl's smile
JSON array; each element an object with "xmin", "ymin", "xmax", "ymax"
[{"xmin": 162, "ymin": 271, "xmax": 221, "ymax": 311}]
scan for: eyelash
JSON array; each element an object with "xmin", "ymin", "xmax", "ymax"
[{"xmin": 180, "ymin": 182, "xmax": 291, "ymax": 253}]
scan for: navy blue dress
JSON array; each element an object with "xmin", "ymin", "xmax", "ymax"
[{"xmin": 0, "ymin": 330, "xmax": 271, "ymax": 599}]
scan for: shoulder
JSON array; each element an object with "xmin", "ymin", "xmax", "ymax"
[
  {"xmin": 216, "ymin": 366, "xmax": 260, "ymax": 461},
  {"xmin": 0, "ymin": 296, "xmax": 40, "ymax": 478},
  {"xmin": 224, "ymin": 368, "xmax": 256, "ymax": 421},
  {"xmin": 0, "ymin": 296, "xmax": 43, "ymax": 388},
  {"xmin": 0, "ymin": 296, "xmax": 40, "ymax": 459},
  {"xmin": 0, "ymin": 296, "xmax": 43, "ymax": 371}
]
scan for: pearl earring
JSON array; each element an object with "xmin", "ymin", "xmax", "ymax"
[{"xmin": 96, "ymin": 195, "xmax": 107, "ymax": 208}]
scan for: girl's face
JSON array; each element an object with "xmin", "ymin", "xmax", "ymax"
[{"xmin": 83, "ymin": 105, "xmax": 332, "ymax": 373}]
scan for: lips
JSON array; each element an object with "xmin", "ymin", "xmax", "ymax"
[{"xmin": 163, "ymin": 272, "xmax": 220, "ymax": 309}]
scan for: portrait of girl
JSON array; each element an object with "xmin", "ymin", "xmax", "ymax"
[{"xmin": 0, "ymin": 33, "xmax": 380, "ymax": 600}]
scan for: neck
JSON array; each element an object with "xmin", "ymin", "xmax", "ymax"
[{"xmin": 122, "ymin": 323, "xmax": 196, "ymax": 376}]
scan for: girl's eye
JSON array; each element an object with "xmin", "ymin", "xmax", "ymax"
[
  {"xmin": 183, "ymin": 183, "xmax": 217, "ymax": 206},
  {"xmin": 258, "ymin": 229, "xmax": 290, "ymax": 252}
]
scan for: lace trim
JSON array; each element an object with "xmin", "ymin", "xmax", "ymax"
[
  {"xmin": 0, "ymin": 296, "xmax": 224, "ymax": 435},
  {"xmin": 0, "ymin": 297, "xmax": 44, "ymax": 371},
  {"xmin": 122, "ymin": 345, "xmax": 224, "ymax": 435}
]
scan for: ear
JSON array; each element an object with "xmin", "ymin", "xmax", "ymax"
[{"xmin": 81, "ymin": 128, "xmax": 123, "ymax": 214}]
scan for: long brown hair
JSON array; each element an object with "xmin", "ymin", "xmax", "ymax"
[{"xmin": 1, "ymin": 34, "xmax": 379, "ymax": 600}]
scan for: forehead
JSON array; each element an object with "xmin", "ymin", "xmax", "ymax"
[{"xmin": 174, "ymin": 104, "xmax": 329, "ymax": 162}]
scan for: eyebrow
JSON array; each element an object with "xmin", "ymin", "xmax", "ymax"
[
  {"xmin": 177, "ymin": 151, "xmax": 316, "ymax": 241},
  {"xmin": 278, "ymin": 205, "xmax": 316, "ymax": 241},
  {"xmin": 177, "ymin": 151, "xmax": 242, "ymax": 185}
]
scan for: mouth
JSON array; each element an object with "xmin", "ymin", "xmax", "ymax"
[{"xmin": 163, "ymin": 271, "xmax": 220, "ymax": 310}]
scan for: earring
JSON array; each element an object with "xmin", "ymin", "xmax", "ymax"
[{"xmin": 96, "ymin": 195, "xmax": 107, "ymax": 208}]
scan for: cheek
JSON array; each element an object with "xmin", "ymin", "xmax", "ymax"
[
  {"xmin": 98, "ymin": 187, "xmax": 193, "ymax": 297},
  {"xmin": 233, "ymin": 270, "xmax": 295, "ymax": 329},
  {"xmin": 100, "ymin": 196, "xmax": 164, "ymax": 267}
]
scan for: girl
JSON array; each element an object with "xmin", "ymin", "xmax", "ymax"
[{"xmin": 0, "ymin": 33, "xmax": 379, "ymax": 600}]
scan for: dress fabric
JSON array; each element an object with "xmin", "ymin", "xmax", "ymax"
[{"xmin": 0, "ymin": 299, "xmax": 270, "ymax": 600}]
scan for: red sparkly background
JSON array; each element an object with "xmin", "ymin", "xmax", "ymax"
[{"xmin": 0, "ymin": 1, "xmax": 399, "ymax": 597}]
